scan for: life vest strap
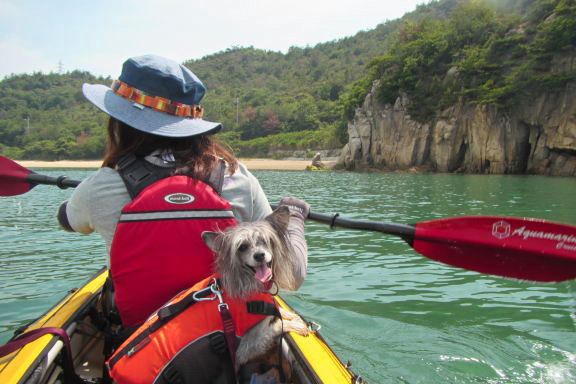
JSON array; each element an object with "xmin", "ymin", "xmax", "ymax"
[
  {"xmin": 219, "ymin": 304, "xmax": 238, "ymax": 367},
  {"xmin": 246, "ymin": 300, "xmax": 281, "ymax": 317},
  {"xmin": 157, "ymin": 285, "xmax": 213, "ymax": 321}
]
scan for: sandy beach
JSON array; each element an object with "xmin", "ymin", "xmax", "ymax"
[{"xmin": 16, "ymin": 158, "xmax": 335, "ymax": 171}]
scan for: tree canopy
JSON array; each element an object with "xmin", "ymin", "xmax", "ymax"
[{"xmin": 345, "ymin": 0, "xmax": 576, "ymax": 123}]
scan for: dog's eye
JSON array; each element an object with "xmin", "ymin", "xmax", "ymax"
[{"xmin": 238, "ymin": 243, "xmax": 249, "ymax": 252}]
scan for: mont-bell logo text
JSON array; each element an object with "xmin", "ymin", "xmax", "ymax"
[{"xmin": 164, "ymin": 193, "xmax": 195, "ymax": 205}]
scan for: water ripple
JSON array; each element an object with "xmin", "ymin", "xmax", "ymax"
[{"xmin": 1, "ymin": 169, "xmax": 575, "ymax": 383}]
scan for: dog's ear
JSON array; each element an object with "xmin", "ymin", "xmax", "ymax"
[
  {"xmin": 266, "ymin": 205, "xmax": 290, "ymax": 233},
  {"xmin": 202, "ymin": 231, "xmax": 222, "ymax": 253}
]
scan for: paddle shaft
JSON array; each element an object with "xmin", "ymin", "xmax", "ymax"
[
  {"xmin": 298, "ymin": 208, "xmax": 416, "ymax": 240},
  {"xmin": 26, "ymin": 173, "xmax": 80, "ymax": 189}
]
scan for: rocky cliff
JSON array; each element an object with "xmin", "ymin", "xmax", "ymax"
[{"xmin": 337, "ymin": 65, "xmax": 576, "ymax": 177}]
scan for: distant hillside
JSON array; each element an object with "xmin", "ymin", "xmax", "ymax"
[
  {"xmin": 183, "ymin": 18, "xmax": 407, "ymax": 148},
  {"xmin": 0, "ymin": 71, "xmax": 110, "ymax": 160},
  {"xmin": 0, "ymin": 0, "xmax": 445, "ymax": 160},
  {"xmin": 1, "ymin": 0, "xmax": 570, "ymax": 166}
]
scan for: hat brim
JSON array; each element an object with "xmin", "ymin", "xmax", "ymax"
[{"xmin": 82, "ymin": 84, "xmax": 222, "ymax": 137}]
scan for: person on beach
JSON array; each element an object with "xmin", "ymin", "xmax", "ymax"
[{"xmin": 57, "ymin": 54, "xmax": 309, "ymax": 328}]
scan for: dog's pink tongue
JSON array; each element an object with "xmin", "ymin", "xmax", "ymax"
[{"xmin": 254, "ymin": 264, "xmax": 272, "ymax": 283}]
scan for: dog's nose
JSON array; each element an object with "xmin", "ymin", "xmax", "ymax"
[{"xmin": 253, "ymin": 252, "xmax": 265, "ymax": 262}]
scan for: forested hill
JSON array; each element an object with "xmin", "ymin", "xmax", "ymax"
[
  {"xmin": 0, "ymin": 71, "xmax": 111, "ymax": 160},
  {"xmin": 0, "ymin": 12, "xmax": 406, "ymax": 160},
  {"xmin": 0, "ymin": 0, "xmax": 573, "ymax": 163}
]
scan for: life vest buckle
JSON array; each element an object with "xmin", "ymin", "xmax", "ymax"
[
  {"xmin": 191, "ymin": 279, "xmax": 229, "ymax": 312},
  {"xmin": 210, "ymin": 281, "xmax": 230, "ymax": 312},
  {"xmin": 191, "ymin": 286, "xmax": 216, "ymax": 302}
]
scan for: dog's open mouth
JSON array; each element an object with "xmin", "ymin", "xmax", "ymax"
[{"xmin": 252, "ymin": 263, "xmax": 273, "ymax": 283}]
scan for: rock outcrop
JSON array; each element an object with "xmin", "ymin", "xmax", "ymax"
[{"xmin": 337, "ymin": 71, "xmax": 576, "ymax": 177}]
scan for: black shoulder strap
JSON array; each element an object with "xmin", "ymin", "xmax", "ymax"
[
  {"xmin": 246, "ymin": 300, "xmax": 281, "ymax": 317},
  {"xmin": 117, "ymin": 155, "xmax": 227, "ymax": 199},
  {"xmin": 117, "ymin": 155, "xmax": 173, "ymax": 199}
]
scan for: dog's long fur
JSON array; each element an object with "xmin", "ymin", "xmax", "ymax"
[{"xmin": 202, "ymin": 206, "xmax": 308, "ymax": 367}]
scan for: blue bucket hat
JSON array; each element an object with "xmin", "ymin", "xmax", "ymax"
[{"xmin": 82, "ymin": 54, "xmax": 222, "ymax": 137}]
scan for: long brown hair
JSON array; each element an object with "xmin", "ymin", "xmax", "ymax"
[{"xmin": 102, "ymin": 118, "xmax": 238, "ymax": 180}]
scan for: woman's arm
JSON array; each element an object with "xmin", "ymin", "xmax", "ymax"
[{"xmin": 277, "ymin": 197, "xmax": 310, "ymax": 290}]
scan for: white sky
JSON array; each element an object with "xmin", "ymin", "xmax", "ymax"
[{"xmin": 0, "ymin": 0, "xmax": 427, "ymax": 79}]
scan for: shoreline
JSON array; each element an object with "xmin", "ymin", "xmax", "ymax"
[{"xmin": 16, "ymin": 159, "xmax": 336, "ymax": 171}]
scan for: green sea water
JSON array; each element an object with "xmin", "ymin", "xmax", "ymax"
[{"xmin": 1, "ymin": 169, "xmax": 575, "ymax": 383}]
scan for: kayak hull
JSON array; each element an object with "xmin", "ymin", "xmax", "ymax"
[{"xmin": 0, "ymin": 268, "xmax": 362, "ymax": 384}]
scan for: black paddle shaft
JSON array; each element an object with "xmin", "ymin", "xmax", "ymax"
[
  {"xmin": 271, "ymin": 204, "xmax": 416, "ymax": 243},
  {"xmin": 26, "ymin": 173, "xmax": 81, "ymax": 190},
  {"xmin": 308, "ymin": 210, "xmax": 416, "ymax": 241}
]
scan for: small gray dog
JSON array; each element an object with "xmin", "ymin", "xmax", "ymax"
[{"xmin": 202, "ymin": 206, "xmax": 309, "ymax": 369}]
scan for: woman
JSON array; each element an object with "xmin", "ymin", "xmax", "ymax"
[{"xmin": 58, "ymin": 54, "xmax": 309, "ymax": 327}]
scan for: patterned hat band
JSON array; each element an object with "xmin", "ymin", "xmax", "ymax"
[{"xmin": 111, "ymin": 80, "xmax": 204, "ymax": 118}]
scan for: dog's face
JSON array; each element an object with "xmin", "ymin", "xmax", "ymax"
[
  {"xmin": 234, "ymin": 228, "xmax": 274, "ymax": 284},
  {"xmin": 202, "ymin": 206, "xmax": 292, "ymax": 298}
]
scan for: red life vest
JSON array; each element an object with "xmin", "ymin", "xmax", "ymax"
[
  {"xmin": 106, "ymin": 275, "xmax": 279, "ymax": 384},
  {"xmin": 110, "ymin": 157, "xmax": 237, "ymax": 327}
]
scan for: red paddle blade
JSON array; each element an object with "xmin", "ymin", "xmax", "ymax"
[
  {"xmin": 413, "ymin": 216, "xmax": 576, "ymax": 282},
  {"xmin": 0, "ymin": 156, "xmax": 36, "ymax": 196}
]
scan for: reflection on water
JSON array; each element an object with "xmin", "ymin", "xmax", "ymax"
[{"xmin": 1, "ymin": 169, "xmax": 575, "ymax": 383}]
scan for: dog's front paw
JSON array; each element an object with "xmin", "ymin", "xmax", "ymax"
[
  {"xmin": 284, "ymin": 319, "xmax": 309, "ymax": 337},
  {"xmin": 279, "ymin": 308, "xmax": 302, "ymax": 322}
]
